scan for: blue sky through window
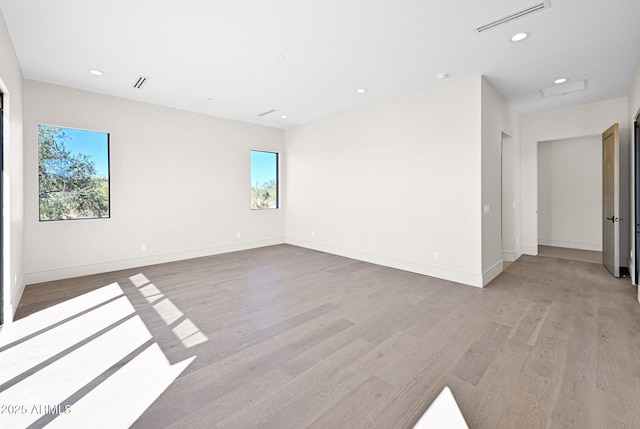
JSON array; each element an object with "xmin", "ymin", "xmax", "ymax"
[
  {"xmin": 61, "ymin": 127, "xmax": 109, "ymax": 178},
  {"xmin": 251, "ymin": 150, "xmax": 277, "ymax": 186}
]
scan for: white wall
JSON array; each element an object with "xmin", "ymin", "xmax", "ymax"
[
  {"xmin": 501, "ymin": 134, "xmax": 519, "ymax": 261},
  {"xmin": 0, "ymin": 9, "xmax": 25, "ymax": 322},
  {"xmin": 538, "ymin": 136, "xmax": 602, "ymax": 251},
  {"xmin": 521, "ymin": 98, "xmax": 630, "ymax": 260},
  {"xmin": 23, "ymin": 80, "xmax": 285, "ymax": 283},
  {"xmin": 285, "ymin": 76, "xmax": 485, "ymax": 287},
  {"xmin": 481, "ymin": 77, "xmax": 521, "ymax": 283}
]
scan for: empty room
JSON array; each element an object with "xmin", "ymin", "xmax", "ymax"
[{"xmin": 1, "ymin": 0, "xmax": 640, "ymax": 428}]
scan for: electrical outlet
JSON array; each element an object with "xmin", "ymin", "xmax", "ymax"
[
  {"xmin": 141, "ymin": 243, "xmax": 147, "ymax": 251},
  {"xmin": 433, "ymin": 250, "xmax": 440, "ymax": 260},
  {"xmin": 311, "ymin": 231, "xmax": 315, "ymax": 238},
  {"xmin": 483, "ymin": 204, "xmax": 490, "ymax": 214},
  {"xmin": 236, "ymin": 232, "xmax": 241, "ymax": 239}
]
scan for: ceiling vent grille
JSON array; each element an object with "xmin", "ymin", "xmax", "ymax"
[
  {"xmin": 133, "ymin": 76, "xmax": 149, "ymax": 89},
  {"xmin": 257, "ymin": 109, "xmax": 277, "ymax": 117},
  {"xmin": 475, "ymin": 0, "xmax": 551, "ymax": 33},
  {"xmin": 540, "ymin": 79, "xmax": 588, "ymax": 97}
]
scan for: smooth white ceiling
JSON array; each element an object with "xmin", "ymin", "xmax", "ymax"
[{"xmin": 1, "ymin": 0, "xmax": 639, "ymax": 128}]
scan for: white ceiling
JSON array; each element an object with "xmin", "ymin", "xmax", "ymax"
[{"xmin": 1, "ymin": 0, "xmax": 639, "ymax": 129}]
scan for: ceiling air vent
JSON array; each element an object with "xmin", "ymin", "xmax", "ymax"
[
  {"xmin": 475, "ymin": 0, "xmax": 551, "ymax": 33},
  {"xmin": 540, "ymin": 79, "xmax": 588, "ymax": 97},
  {"xmin": 133, "ymin": 76, "xmax": 149, "ymax": 89},
  {"xmin": 257, "ymin": 109, "xmax": 277, "ymax": 117}
]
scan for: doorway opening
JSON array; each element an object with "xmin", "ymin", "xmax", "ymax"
[{"xmin": 537, "ymin": 136, "xmax": 603, "ymax": 262}]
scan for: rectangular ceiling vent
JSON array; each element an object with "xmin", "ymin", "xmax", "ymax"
[
  {"xmin": 257, "ymin": 109, "xmax": 277, "ymax": 117},
  {"xmin": 133, "ymin": 76, "xmax": 149, "ymax": 89},
  {"xmin": 475, "ymin": 0, "xmax": 551, "ymax": 33},
  {"xmin": 540, "ymin": 79, "xmax": 588, "ymax": 97}
]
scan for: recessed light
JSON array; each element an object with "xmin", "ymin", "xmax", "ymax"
[
  {"xmin": 281, "ymin": 115, "xmax": 288, "ymax": 119},
  {"xmin": 436, "ymin": 73, "xmax": 449, "ymax": 80},
  {"xmin": 510, "ymin": 32, "xmax": 529, "ymax": 42},
  {"xmin": 356, "ymin": 88, "xmax": 367, "ymax": 94},
  {"xmin": 89, "ymin": 69, "xmax": 104, "ymax": 76},
  {"xmin": 554, "ymin": 78, "xmax": 568, "ymax": 84}
]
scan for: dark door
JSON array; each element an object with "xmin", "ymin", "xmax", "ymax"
[{"xmin": 635, "ymin": 114, "xmax": 640, "ymax": 283}]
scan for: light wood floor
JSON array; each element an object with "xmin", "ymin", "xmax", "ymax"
[
  {"xmin": 538, "ymin": 245, "xmax": 603, "ymax": 264},
  {"xmin": 13, "ymin": 244, "xmax": 640, "ymax": 428}
]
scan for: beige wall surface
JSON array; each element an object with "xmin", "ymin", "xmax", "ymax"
[
  {"xmin": 24, "ymin": 80, "xmax": 285, "ymax": 283},
  {"xmin": 286, "ymin": 76, "xmax": 485, "ymax": 286}
]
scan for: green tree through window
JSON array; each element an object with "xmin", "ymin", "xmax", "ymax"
[{"xmin": 38, "ymin": 125, "xmax": 110, "ymax": 221}]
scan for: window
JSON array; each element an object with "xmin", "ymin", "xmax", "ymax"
[
  {"xmin": 38, "ymin": 125, "xmax": 110, "ymax": 221},
  {"xmin": 251, "ymin": 150, "xmax": 278, "ymax": 209}
]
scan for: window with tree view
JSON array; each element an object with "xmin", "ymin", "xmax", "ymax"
[
  {"xmin": 38, "ymin": 125, "xmax": 110, "ymax": 221},
  {"xmin": 251, "ymin": 150, "xmax": 278, "ymax": 209}
]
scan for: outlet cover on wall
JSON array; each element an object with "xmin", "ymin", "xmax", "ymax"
[
  {"xmin": 141, "ymin": 243, "xmax": 147, "ymax": 251},
  {"xmin": 236, "ymin": 232, "xmax": 241, "ymax": 239},
  {"xmin": 311, "ymin": 231, "xmax": 315, "ymax": 238},
  {"xmin": 483, "ymin": 204, "xmax": 490, "ymax": 214},
  {"xmin": 433, "ymin": 250, "xmax": 440, "ymax": 260}
]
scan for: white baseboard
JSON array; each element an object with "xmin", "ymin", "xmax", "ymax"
[
  {"xmin": 630, "ymin": 256, "xmax": 636, "ymax": 285},
  {"xmin": 502, "ymin": 247, "xmax": 523, "ymax": 262},
  {"xmin": 523, "ymin": 245, "xmax": 538, "ymax": 256},
  {"xmin": 285, "ymin": 237, "xmax": 484, "ymax": 288},
  {"xmin": 482, "ymin": 260, "xmax": 503, "ymax": 287},
  {"xmin": 538, "ymin": 238, "xmax": 602, "ymax": 252},
  {"xmin": 5, "ymin": 273, "xmax": 26, "ymax": 323},
  {"xmin": 25, "ymin": 237, "xmax": 285, "ymax": 285}
]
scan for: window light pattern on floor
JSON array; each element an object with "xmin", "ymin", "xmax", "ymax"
[{"xmin": 0, "ymin": 276, "xmax": 205, "ymax": 428}]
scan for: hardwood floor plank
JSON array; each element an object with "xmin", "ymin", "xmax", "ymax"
[
  {"xmin": 464, "ymin": 338, "xmax": 532, "ymax": 428},
  {"xmin": 508, "ymin": 301, "xmax": 550, "ymax": 346},
  {"xmin": 358, "ymin": 373, "xmax": 448, "ymax": 429},
  {"xmin": 161, "ymin": 367, "xmax": 293, "ymax": 429},
  {"xmin": 373, "ymin": 302, "xmax": 488, "ymax": 389},
  {"xmin": 548, "ymin": 335, "xmax": 597, "ymax": 428},
  {"xmin": 593, "ymin": 307, "xmax": 639, "ymax": 428},
  {"xmin": 215, "ymin": 338, "xmax": 373, "ymax": 429},
  {"xmin": 306, "ymin": 376, "xmax": 394, "ymax": 429},
  {"xmin": 449, "ymin": 322, "xmax": 511, "ymax": 386},
  {"xmin": 491, "ymin": 296, "xmax": 532, "ymax": 327},
  {"xmin": 402, "ymin": 286, "xmax": 474, "ymax": 337},
  {"xmin": 340, "ymin": 331, "xmax": 418, "ymax": 390},
  {"xmin": 496, "ymin": 373, "xmax": 554, "ymax": 429}
]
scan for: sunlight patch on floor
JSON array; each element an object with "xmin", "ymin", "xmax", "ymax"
[
  {"xmin": 0, "ymin": 279, "xmax": 197, "ymax": 428},
  {"xmin": 47, "ymin": 344, "xmax": 194, "ymax": 429},
  {"xmin": 131, "ymin": 274, "xmax": 208, "ymax": 348}
]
